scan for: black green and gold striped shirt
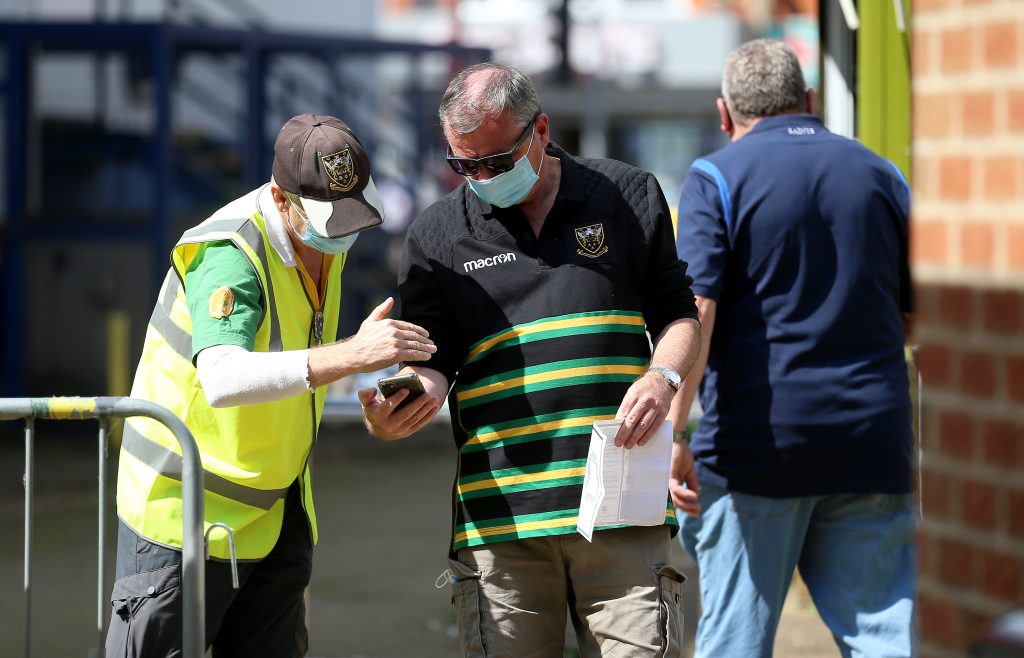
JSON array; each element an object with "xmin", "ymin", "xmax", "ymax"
[{"xmin": 399, "ymin": 145, "xmax": 698, "ymax": 551}]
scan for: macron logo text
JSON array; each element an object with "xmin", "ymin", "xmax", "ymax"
[{"xmin": 463, "ymin": 252, "xmax": 517, "ymax": 272}]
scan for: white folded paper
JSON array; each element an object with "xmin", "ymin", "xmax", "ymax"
[{"xmin": 576, "ymin": 419, "xmax": 673, "ymax": 542}]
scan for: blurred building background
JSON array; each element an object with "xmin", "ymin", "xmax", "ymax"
[
  {"xmin": 0, "ymin": 1, "xmax": 1021, "ymax": 657},
  {"xmin": 0, "ymin": 0, "xmax": 826, "ymax": 401}
]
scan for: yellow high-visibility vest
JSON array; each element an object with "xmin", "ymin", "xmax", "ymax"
[{"xmin": 116, "ymin": 187, "xmax": 345, "ymax": 560}]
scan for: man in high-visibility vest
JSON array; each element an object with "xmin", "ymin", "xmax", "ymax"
[{"xmin": 105, "ymin": 114, "xmax": 437, "ymax": 657}]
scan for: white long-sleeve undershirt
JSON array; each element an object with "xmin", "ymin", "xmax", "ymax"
[{"xmin": 196, "ymin": 344, "xmax": 311, "ymax": 407}]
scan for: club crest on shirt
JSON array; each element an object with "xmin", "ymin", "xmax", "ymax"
[
  {"xmin": 575, "ymin": 223, "xmax": 609, "ymax": 258},
  {"xmin": 321, "ymin": 147, "xmax": 358, "ymax": 193},
  {"xmin": 208, "ymin": 285, "xmax": 235, "ymax": 319}
]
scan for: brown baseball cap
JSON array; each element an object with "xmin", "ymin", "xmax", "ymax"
[{"xmin": 272, "ymin": 113, "xmax": 385, "ymax": 237}]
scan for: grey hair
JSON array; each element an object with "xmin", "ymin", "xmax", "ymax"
[
  {"xmin": 722, "ymin": 39, "xmax": 807, "ymax": 125},
  {"xmin": 439, "ymin": 62, "xmax": 541, "ymax": 136}
]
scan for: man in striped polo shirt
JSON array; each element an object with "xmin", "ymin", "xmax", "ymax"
[{"xmin": 360, "ymin": 62, "xmax": 701, "ymax": 657}]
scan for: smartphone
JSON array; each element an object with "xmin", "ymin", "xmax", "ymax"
[{"xmin": 377, "ymin": 372, "xmax": 426, "ymax": 409}]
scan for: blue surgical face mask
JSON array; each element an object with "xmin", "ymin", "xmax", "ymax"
[
  {"xmin": 293, "ymin": 205, "xmax": 360, "ymax": 254},
  {"xmin": 466, "ymin": 130, "xmax": 541, "ymax": 208}
]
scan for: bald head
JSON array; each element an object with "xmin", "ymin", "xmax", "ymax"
[{"xmin": 439, "ymin": 62, "xmax": 541, "ymax": 136}]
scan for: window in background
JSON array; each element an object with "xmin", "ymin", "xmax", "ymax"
[{"xmin": 615, "ymin": 117, "xmax": 726, "ymax": 229}]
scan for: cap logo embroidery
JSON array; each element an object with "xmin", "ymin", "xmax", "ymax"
[
  {"xmin": 208, "ymin": 285, "xmax": 235, "ymax": 319},
  {"xmin": 321, "ymin": 146, "xmax": 358, "ymax": 193},
  {"xmin": 575, "ymin": 223, "xmax": 609, "ymax": 258}
]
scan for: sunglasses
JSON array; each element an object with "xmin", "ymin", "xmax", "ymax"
[{"xmin": 445, "ymin": 113, "xmax": 540, "ymax": 177}]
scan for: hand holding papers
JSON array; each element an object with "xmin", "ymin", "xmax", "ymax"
[{"xmin": 576, "ymin": 419, "xmax": 673, "ymax": 542}]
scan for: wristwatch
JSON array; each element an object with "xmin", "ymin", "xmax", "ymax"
[{"xmin": 647, "ymin": 366, "xmax": 682, "ymax": 392}]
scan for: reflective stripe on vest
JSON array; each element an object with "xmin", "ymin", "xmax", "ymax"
[
  {"xmin": 148, "ymin": 272, "xmax": 192, "ymax": 361},
  {"xmin": 121, "ymin": 423, "xmax": 289, "ymax": 510}
]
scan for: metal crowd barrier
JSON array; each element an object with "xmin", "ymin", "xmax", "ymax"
[{"xmin": 0, "ymin": 397, "xmax": 205, "ymax": 658}]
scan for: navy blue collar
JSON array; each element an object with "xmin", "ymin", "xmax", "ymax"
[{"xmin": 748, "ymin": 113, "xmax": 824, "ymax": 135}]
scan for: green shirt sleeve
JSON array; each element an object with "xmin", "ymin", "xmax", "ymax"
[{"xmin": 184, "ymin": 240, "xmax": 264, "ymax": 361}]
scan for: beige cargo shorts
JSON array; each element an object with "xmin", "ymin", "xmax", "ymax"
[{"xmin": 445, "ymin": 525, "xmax": 685, "ymax": 658}]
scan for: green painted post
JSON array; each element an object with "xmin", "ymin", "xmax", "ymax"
[{"xmin": 857, "ymin": 0, "xmax": 913, "ymax": 183}]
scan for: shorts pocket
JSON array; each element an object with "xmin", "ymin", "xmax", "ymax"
[
  {"xmin": 447, "ymin": 557, "xmax": 486, "ymax": 658},
  {"xmin": 107, "ymin": 565, "xmax": 181, "ymax": 658},
  {"xmin": 655, "ymin": 564, "xmax": 686, "ymax": 658}
]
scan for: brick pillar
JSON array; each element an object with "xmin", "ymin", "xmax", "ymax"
[{"xmin": 912, "ymin": 2, "xmax": 1024, "ymax": 657}]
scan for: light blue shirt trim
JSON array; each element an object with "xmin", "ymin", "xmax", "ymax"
[
  {"xmin": 691, "ymin": 158, "xmax": 732, "ymax": 229},
  {"xmin": 886, "ymin": 159, "xmax": 911, "ymax": 195}
]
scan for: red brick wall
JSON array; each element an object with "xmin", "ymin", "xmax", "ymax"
[
  {"xmin": 914, "ymin": 285, "xmax": 1024, "ymax": 656},
  {"xmin": 912, "ymin": 2, "xmax": 1024, "ymax": 657}
]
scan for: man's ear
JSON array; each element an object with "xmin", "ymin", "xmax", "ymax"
[
  {"xmin": 535, "ymin": 113, "xmax": 551, "ymax": 148},
  {"xmin": 806, "ymin": 87, "xmax": 816, "ymax": 115},
  {"xmin": 270, "ymin": 185, "xmax": 291, "ymax": 212},
  {"xmin": 716, "ymin": 98, "xmax": 733, "ymax": 136}
]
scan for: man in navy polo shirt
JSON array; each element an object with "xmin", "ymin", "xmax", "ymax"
[{"xmin": 667, "ymin": 39, "xmax": 916, "ymax": 657}]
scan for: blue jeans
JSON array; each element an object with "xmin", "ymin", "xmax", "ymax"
[{"xmin": 680, "ymin": 483, "xmax": 917, "ymax": 658}]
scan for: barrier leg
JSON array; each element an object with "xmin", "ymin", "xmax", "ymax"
[
  {"xmin": 23, "ymin": 417, "xmax": 34, "ymax": 658},
  {"xmin": 97, "ymin": 417, "xmax": 109, "ymax": 656}
]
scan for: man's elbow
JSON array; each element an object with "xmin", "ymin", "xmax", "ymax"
[{"xmin": 202, "ymin": 388, "xmax": 232, "ymax": 408}]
